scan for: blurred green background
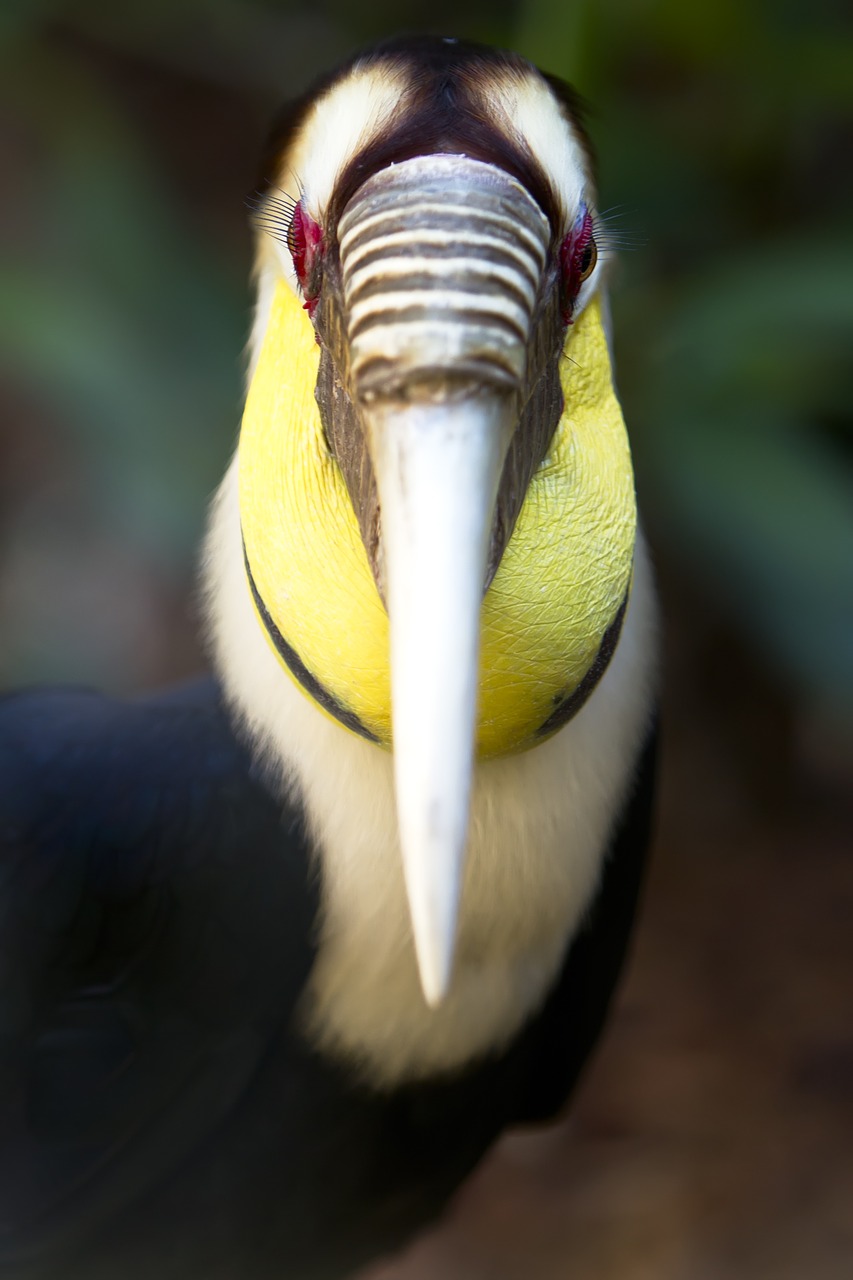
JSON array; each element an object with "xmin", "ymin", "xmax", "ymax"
[{"xmin": 1, "ymin": 0, "xmax": 851, "ymax": 724}]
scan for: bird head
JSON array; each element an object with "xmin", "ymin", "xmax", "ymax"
[{"xmin": 234, "ymin": 37, "xmax": 636, "ymax": 1006}]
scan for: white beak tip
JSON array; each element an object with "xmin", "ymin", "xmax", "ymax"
[
  {"xmin": 416, "ymin": 949, "xmax": 452, "ymax": 1009},
  {"xmin": 406, "ymin": 858, "xmax": 458, "ymax": 1008}
]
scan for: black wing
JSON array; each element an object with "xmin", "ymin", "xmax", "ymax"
[{"xmin": 0, "ymin": 680, "xmax": 317, "ymax": 1276}]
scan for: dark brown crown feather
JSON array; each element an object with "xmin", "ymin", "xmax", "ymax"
[{"xmin": 254, "ymin": 36, "xmax": 595, "ymax": 237}]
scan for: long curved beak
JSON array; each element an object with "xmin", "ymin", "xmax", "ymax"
[{"xmin": 337, "ymin": 155, "xmax": 550, "ymax": 1004}]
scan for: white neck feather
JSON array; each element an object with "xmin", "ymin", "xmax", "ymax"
[{"xmin": 203, "ymin": 459, "xmax": 658, "ymax": 1088}]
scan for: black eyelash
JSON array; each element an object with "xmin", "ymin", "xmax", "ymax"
[
  {"xmin": 247, "ymin": 187, "xmax": 299, "ymax": 243},
  {"xmin": 593, "ymin": 207, "xmax": 645, "ymax": 257}
]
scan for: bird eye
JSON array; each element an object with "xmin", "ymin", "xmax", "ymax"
[
  {"xmin": 559, "ymin": 206, "xmax": 598, "ymax": 325},
  {"xmin": 578, "ymin": 237, "xmax": 597, "ymax": 282}
]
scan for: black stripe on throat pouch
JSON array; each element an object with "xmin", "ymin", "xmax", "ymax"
[{"xmin": 242, "ymin": 537, "xmax": 627, "ymax": 751}]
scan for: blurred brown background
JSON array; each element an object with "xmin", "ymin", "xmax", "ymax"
[{"xmin": 1, "ymin": 2, "xmax": 852, "ymax": 1276}]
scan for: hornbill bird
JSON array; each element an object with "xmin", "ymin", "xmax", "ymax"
[{"xmin": 0, "ymin": 35, "xmax": 658, "ymax": 1280}]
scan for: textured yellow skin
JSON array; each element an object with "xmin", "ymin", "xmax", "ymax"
[{"xmin": 240, "ymin": 279, "xmax": 636, "ymax": 757}]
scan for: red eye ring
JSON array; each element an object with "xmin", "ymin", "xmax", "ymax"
[
  {"xmin": 559, "ymin": 206, "xmax": 597, "ymax": 325},
  {"xmin": 287, "ymin": 202, "xmax": 324, "ymax": 318}
]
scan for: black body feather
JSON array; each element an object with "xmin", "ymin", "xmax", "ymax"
[{"xmin": 0, "ymin": 679, "xmax": 655, "ymax": 1278}]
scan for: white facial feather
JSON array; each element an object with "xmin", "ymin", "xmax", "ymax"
[
  {"xmin": 479, "ymin": 70, "xmax": 591, "ymax": 227},
  {"xmin": 282, "ymin": 65, "xmax": 407, "ymax": 218},
  {"xmin": 264, "ymin": 64, "xmax": 408, "ymax": 297}
]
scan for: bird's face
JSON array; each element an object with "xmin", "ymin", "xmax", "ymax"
[{"xmin": 238, "ymin": 38, "xmax": 636, "ymax": 1002}]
